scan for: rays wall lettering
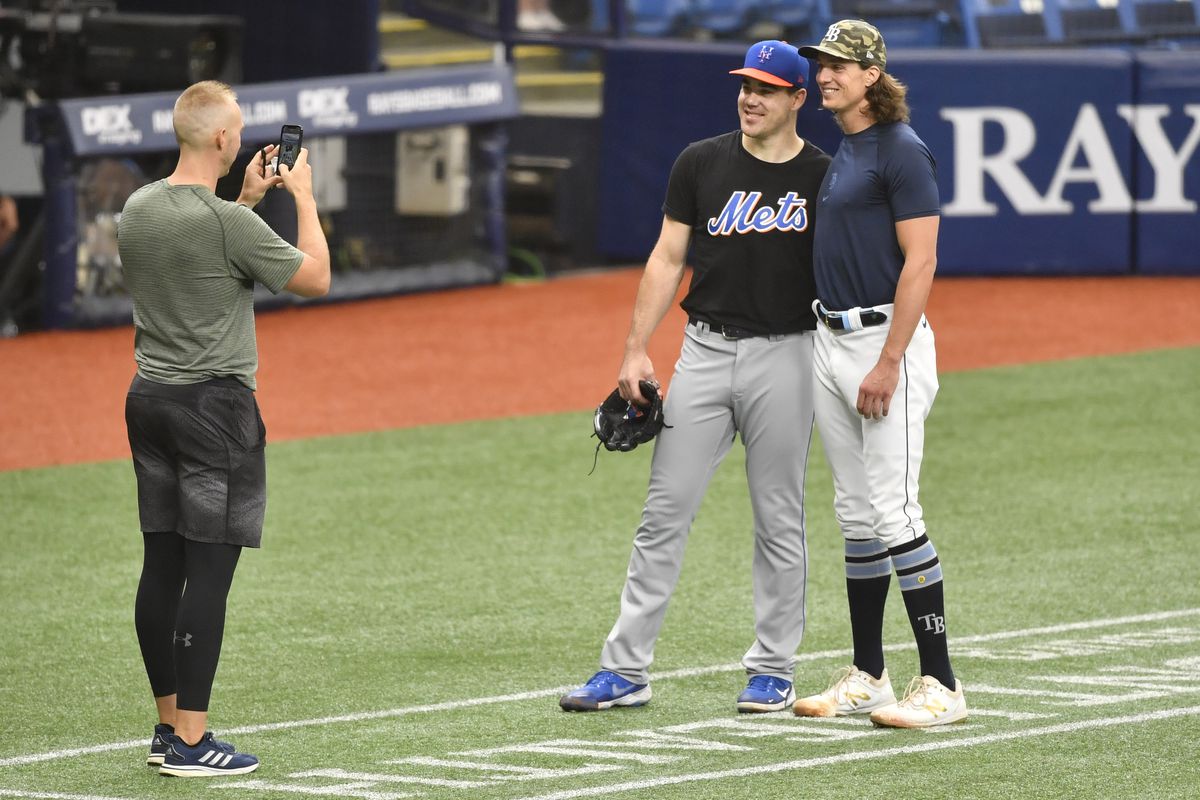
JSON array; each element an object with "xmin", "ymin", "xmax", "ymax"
[{"xmin": 942, "ymin": 103, "xmax": 1200, "ymax": 216}]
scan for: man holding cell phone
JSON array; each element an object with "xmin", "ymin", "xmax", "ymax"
[
  {"xmin": 260, "ymin": 123, "xmax": 304, "ymax": 181},
  {"xmin": 118, "ymin": 81, "xmax": 329, "ymax": 777}
]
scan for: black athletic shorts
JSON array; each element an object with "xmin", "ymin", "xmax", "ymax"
[{"xmin": 125, "ymin": 374, "xmax": 267, "ymax": 548}]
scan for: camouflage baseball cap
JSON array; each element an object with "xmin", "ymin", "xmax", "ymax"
[{"xmin": 799, "ymin": 20, "xmax": 887, "ymax": 72}]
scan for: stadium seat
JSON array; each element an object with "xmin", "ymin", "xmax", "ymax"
[
  {"xmin": 825, "ymin": 0, "xmax": 959, "ymax": 46},
  {"xmin": 757, "ymin": 0, "xmax": 822, "ymax": 34},
  {"xmin": 962, "ymin": 0, "xmax": 1062, "ymax": 48},
  {"xmin": 1056, "ymin": 0, "xmax": 1139, "ymax": 43},
  {"xmin": 623, "ymin": 0, "xmax": 693, "ymax": 36},
  {"xmin": 1131, "ymin": 0, "xmax": 1200, "ymax": 42},
  {"xmin": 767, "ymin": 0, "xmax": 831, "ymax": 43},
  {"xmin": 691, "ymin": 0, "xmax": 759, "ymax": 36}
]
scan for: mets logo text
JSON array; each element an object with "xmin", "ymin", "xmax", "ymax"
[{"xmin": 707, "ymin": 191, "xmax": 809, "ymax": 235}]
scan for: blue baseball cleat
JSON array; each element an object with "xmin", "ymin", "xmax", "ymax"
[
  {"xmin": 737, "ymin": 675, "xmax": 795, "ymax": 713},
  {"xmin": 559, "ymin": 670, "xmax": 652, "ymax": 711},
  {"xmin": 158, "ymin": 732, "xmax": 259, "ymax": 777}
]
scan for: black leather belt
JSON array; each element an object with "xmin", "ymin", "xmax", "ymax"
[
  {"xmin": 688, "ymin": 316, "xmax": 765, "ymax": 340},
  {"xmin": 815, "ymin": 304, "xmax": 889, "ymax": 331}
]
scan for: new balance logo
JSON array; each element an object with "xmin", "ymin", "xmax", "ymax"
[
  {"xmin": 918, "ymin": 614, "xmax": 946, "ymax": 634},
  {"xmin": 174, "ymin": 632, "xmax": 193, "ymax": 647}
]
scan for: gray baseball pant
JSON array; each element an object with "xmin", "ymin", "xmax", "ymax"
[{"xmin": 600, "ymin": 322, "xmax": 815, "ymax": 685}]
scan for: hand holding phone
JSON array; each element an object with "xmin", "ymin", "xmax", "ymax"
[
  {"xmin": 277, "ymin": 124, "xmax": 303, "ymax": 173},
  {"xmin": 276, "ymin": 146, "xmax": 313, "ymax": 202},
  {"xmin": 236, "ymin": 143, "xmax": 283, "ymax": 208}
]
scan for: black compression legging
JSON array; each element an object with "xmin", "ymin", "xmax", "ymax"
[{"xmin": 135, "ymin": 532, "xmax": 242, "ymax": 712}]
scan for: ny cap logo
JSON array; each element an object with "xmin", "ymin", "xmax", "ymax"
[{"xmin": 757, "ymin": 45, "xmax": 774, "ymax": 62}]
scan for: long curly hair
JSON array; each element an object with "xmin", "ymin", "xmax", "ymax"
[{"xmin": 865, "ymin": 72, "xmax": 910, "ymax": 125}]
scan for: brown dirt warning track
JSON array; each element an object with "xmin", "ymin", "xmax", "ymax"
[{"xmin": 1, "ymin": 270, "xmax": 1198, "ymax": 472}]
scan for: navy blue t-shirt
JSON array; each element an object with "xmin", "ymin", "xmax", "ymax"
[
  {"xmin": 663, "ymin": 130, "xmax": 831, "ymax": 334},
  {"xmin": 813, "ymin": 122, "xmax": 939, "ymax": 310}
]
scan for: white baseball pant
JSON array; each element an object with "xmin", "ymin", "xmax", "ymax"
[{"xmin": 812, "ymin": 305, "xmax": 939, "ymax": 548}]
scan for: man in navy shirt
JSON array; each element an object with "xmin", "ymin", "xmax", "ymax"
[{"xmin": 791, "ymin": 20, "xmax": 967, "ymax": 728}]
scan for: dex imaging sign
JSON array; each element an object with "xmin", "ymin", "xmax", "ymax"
[
  {"xmin": 298, "ymin": 86, "xmax": 358, "ymax": 129},
  {"xmin": 80, "ymin": 103, "xmax": 141, "ymax": 146}
]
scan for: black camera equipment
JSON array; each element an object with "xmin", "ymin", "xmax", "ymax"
[{"xmin": 0, "ymin": 1, "xmax": 242, "ymax": 101}]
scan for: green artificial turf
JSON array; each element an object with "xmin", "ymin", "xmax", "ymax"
[{"xmin": 1, "ymin": 347, "xmax": 1197, "ymax": 799}]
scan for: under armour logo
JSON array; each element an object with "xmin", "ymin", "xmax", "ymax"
[
  {"xmin": 918, "ymin": 614, "xmax": 946, "ymax": 635},
  {"xmin": 757, "ymin": 45, "xmax": 774, "ymax": 62},
  {"xmin": 174, "ymin": 632, "xmax": 193, "ymax": 648}
]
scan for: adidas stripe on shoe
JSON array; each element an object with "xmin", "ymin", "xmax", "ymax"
[
  {"xmin": 158, "ymin": 732, "xmax": 259, "ymax": 777},
  {"xmin": 149, "ymin": 726, "xmax": 236, "ymax": 767}
]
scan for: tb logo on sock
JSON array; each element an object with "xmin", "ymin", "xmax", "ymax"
[{"xmin": 918, "ymin": 613, "xmax": 945, "ymax": 634}]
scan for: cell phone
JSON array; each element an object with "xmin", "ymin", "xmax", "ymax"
[{"xmin": 277, "ymin": 124, "xmax": 303, "ymax": 172}]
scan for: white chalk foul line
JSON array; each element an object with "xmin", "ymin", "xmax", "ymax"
[
  {"xmin": 507, "ymin": 705, "xmax": 1200, "ymax": 800},
  {"xmin": 1, "ymin": 607, "xmax": 1196, "ymax": 770},
  {"xmin": 0, "ymin": 791, "xmax": 132, "ymax": 800}
]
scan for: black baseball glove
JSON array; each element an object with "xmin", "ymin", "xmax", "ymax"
[{"xmin": 593, "ymin": 380, "xmax": 666, "ymax": 453}]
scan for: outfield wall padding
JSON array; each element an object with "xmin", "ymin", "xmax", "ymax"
[{"xmin": 598, "ymin": 44, "xmax": 1200, "ymax": 276}]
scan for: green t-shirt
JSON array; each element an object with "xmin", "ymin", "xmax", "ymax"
[{"xmin": 118, "ymin": 180, "xmax": 304, "ymax": 389}]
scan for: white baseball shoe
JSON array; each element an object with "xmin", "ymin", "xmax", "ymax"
[
  {"xmin": 792, "ymin": 665, "xmax": 897, "ymax": 717},
  {"xmin": 869, "ymin": 675, "xmax": 967, "ymax": 728}
]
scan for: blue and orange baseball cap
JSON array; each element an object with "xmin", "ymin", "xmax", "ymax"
[{"xmin": 729, "ymin": 40, "xmax": 808, "ymax": 88}]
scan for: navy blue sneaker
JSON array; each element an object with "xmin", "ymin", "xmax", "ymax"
[
  {"xmin": 147, "ymin": 723, "xmax": 173, "ymax": 766},
  {"xmin": 559, "ymin": 670, "xmax": 651, "ymax": 711},
  {"xmin": 737, "ymin": 675, "xmax": 795, "ymax": 713},
  {"xmin": 149, "ymin": 726, "xmax": 235, "ymax": 766},
  {"xmin": 158, "ymin": 732, "xmax": 259, "ymax": 777}
]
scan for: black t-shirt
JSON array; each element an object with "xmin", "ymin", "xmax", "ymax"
[
  {"xmin": 663, "ymin": 130, "xmax": 831, "ymax": 334},
  {"xmin": 814, "ymin": 122, "xmax": 939, "ymax": 310}
]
